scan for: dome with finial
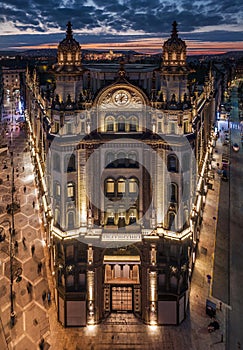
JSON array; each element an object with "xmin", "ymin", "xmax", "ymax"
[
  {"xmin": 57, "ymin": 21, "xmax": 81, "ymax": 67},
  {"xmin": 162, "ymin": 21, "xmax": 187, "ymax": 67}
]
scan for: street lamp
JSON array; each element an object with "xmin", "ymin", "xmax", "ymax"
[{"xmin": 0, "ymin": 217, "xmax": 16, "ymax": 326}]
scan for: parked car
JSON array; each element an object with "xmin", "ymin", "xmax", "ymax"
[{"xmin": 232, "ymin": 143, "xmax": 240, "ymax": 152}]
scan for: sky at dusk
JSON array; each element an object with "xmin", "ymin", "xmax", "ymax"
[{"xmin": 0, "ymin": 0, "xmax": 243, "ymax": 54}]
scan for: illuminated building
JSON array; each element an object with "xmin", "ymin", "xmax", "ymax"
[{"xmin": 25, "ymin": 21, "xmax": 215, "ymax": 326}]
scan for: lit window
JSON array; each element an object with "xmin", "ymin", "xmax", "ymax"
[
  {"xmin": 67, "ymin": 183, "xmax": 75, "ymax": 199},
  {"xmin": 106, "ymin": 179, "xmax": 115, "ymax": 194},
  {"xmin": 129, "ymin": 117, "xmax": 138, "ymax": 132},
  {"xmin": 117, "ymin": 117, "xmax": 126, "ymax": 132},
  {"xmin": 54, "ymin": 182, "xmax": 61, "ymax": 197},
  {"xmin": 106, "ymin": 117, "xmax": 114, "ymax": 132},
  {"xmin": 118, "ymin": 178, "xmax": 126, "ymax": 193},
  {"xmin": 129, "ymin": 178, "xmax": 138, "ymax": 193}
]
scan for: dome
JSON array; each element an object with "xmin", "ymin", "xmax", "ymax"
[
  {"xmin": 57, "ymin": 22, "xmax": 81, "ymax": 67},
  {"xmin": 162, "ymin": 21, "xmax": 187, "ymax": 67}
]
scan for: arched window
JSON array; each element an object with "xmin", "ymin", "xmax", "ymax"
[
  {"xmin": 128, "ymin": 152, "xmax": 138, "ymax": 168},
  {"xmin": 65, "ymin": 154, "xmax": 76, "ymax": 172},
  {"xmin": 54, "ymin": 181, "xmax": 61, "ymax": 198},
  {"xmin": 53, "ymin": 153, "xmax": 60, "ymax": 172},
  {"xmin": 167, "ymin": 154, "xmax": 178, "ymax": 172},
  {"xmin": 105, "ymin": 152, "xmax": 115, "ymax": 168},
  {"xmin": 182, "ymin": 153, "xmax": 190, "ymax": 172},
  {"xmin": 129, "ymin": 116, "xmax": 138, "ymax": 132},
  {"xmin": 67, "ymin": 182, "xmax": 75, "ymax": 201},
  {"xmin": 168, "ymin": 211, "xmax": 176, "ymax": 230},
  {"xmin": 54, "ymin": 208, "xmax": 60, "ymax": 228},
  {"xmin": 117, "ymin": 116, "xmax": 126, "ymax": 132},
  {"xmin": 68, "ymin": 211, "xmax": 75, "ymax": 229},
  {"xmin": 169, "ymin": 183, "xmax": 178, "ymax": 203},
  {"xmin": 67, "ymin": 52, "xmax": 72, "ymax": 61},
  {"xmin": 117, "ymin": 152, "xmax": 126, "ymax": 168},
  {"xmin": 106, "ymin": 208, "xmax": 115, "ymax": 225},
  {"xmin": 128, "ymin": 178, "xmax": 138, "ymax": 194},
  {"xmin": 129, "ymin": 209, "xmax": 137, "ymax": 224},
  {"xmin": 117, "ymin": 178, "xmax": 126, "ymax": 195},
  {"xmin": 105, "ymin": 178, "xmax": 115, "ymax": 196},
  {"xmin": 118, "ymin": 207, "xmax": 126, "ymax": 228},
  {"xmin": 105, "ymin": 116, "xmax": 115, "ymax": 132}
]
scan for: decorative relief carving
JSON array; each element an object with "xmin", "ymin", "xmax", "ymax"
[{"xmin": 99, "ymin": 89, "xmax": 143, "ymax": 110}]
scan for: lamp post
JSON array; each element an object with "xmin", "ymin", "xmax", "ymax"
[
  {"xmin": 9, "ymin": 119, "xmax": 16, "ymax": 327},
  {"xmin": 0, "ymin": 217, "xmax": 15, "ymax": 326}
]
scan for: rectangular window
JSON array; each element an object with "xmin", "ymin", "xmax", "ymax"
[
  {"xmin": 129, "ymin": 181, "xmax": 137, "ymax": 193},
  {"xmin": 67, "ymin": 184, "xmax": 74, "ymax": 198},
  {"xmin": 118, "ymin": 181, "xmax": 126, "ymax": 193},
  {"xmin": 158, "ymin": 122, "xmax": 162, "ymax": 133},
  {"xmin": 55, "ymin": 122, "xmax": 60, "ymax": 133},
  {"xmin": 170, "ymin": 122, "xmax": 175, "ymax": 134},
  {"xmin": 106, "ymin": 181, "xmax": 114, "ymax": 193},
  {"xmin": 67, "ymin": 123, "xmax": 72, "ymax": 134},
  {"xmin": 55, "ymin": 183, "xmax": 61, "ymax": 197},
  {"xmin": 183, "ymin": 121, "xmax": 188, "ymax": 133},
  {"xmin": 66, "ymin": 245, "xmax": 74, "ymax": 259},
  {"xmin": 81, "ymin": 122, "xmax": 85, "ymax": 133}
]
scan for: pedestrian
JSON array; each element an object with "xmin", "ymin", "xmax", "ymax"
[
  {"xmin": 7, "ymin": 174, "xmax": 9, "ymax": 181},
  {"xmin": 23, "ymin": 186, "xmax": 26, "ymax": 193},
  {"xmin": 37, "ymin": 261, "xmax": 42, "ymax": 274},
  {"xmin": 39, "ymin": 337, "xmax": 45, "ymax": 350},
  {"xmin": 42, "ymin": 290, "xmax": 46, "ymax": 302},
  {"xmin": 27, "ymin": 282, "xmax": 32, "ymax": 294},
  {"xmin": 22, "ymin": 236, "xmax": 26, "ymax": 249},
  {"xmin": 31, "ymin": 244, "xmax": 35, "ymax": 256},
  {"xmin": 32, "ymin": 200, "xmax": 35, "ymax": 209},
  {"xmin": 47, "ymin": 290, "xmax": 51, "ymax": 304},
  {"xmin": 22, "ymin": 166, "xmax": 24, "ymax": 172},
  {"xmin": 219, "ymin": 301, "xmax": 222, "ymax": 311},
  {"xmin": 14, "ymin": 240, "xmax": 18, "ymax": 253}
]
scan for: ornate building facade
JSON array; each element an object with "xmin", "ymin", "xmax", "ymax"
[{"xmin": 25, "ymin": 21, "xmax": 215, "ymax": 326}]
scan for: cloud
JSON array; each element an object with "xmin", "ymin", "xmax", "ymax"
[{"xmin": 0, "ymin": 0, "xmax": 242, "ymax": 51}]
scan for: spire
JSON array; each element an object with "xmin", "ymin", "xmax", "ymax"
[
  {"xmin": 118, "ymin": 60, "xmax": 126, "ymax": 77},
  {"xmin": 66, "ymin": 21, "xmax": 73, "ymax": 39},
  {"xmin": 171, "ymin": 21, "xmax": 178, "ymax": 38}
]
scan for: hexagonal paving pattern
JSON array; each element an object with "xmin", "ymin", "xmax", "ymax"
[
  {"xmin": 29, "ymin": 214, "xmax": 41, "ymax": 229},
  {"xmin": 13, "ymin": 335, "xmax": 36, "ymax": 350},
  {"xmin": 25, "ymin": 302, "xmax": 49, "ymax": 342},
  {"xmin": 14, "ymin": 212, "xmax": 28, "ymax": 227},
  {"xmin": 21, "ymin": 226, "xmax": 39, "ymax": 242},
  {"xmin": 2, "ymin": 194, "xmax": 11, "ymax": 202},
  {"xmin": 23, "ymin": 258, "xmax": 39, "ymax": 283},
  {"xmin": 0, "ymin": 276, "xmax": 10, "ymax": 304},
  {"xmin": 14, "ymin": 277, "xmax": 33, "ymax": 308},
  {"xmin": 5, "ymin": 257, "xmax": 23, "ymax": 281},
  {"xmin": 20, "ymin": 203, "xmax": 34, "ymax": 217},
  {"xmin": 34, "ymin": 278, "xmax": 50, "ymax": 307}
]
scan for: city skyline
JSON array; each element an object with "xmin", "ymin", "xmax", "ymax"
[{"xmin": 0, "ymin": 0, "xmax": 243, "ymax": 54}]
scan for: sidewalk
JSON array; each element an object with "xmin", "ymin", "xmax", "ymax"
[{"xmin": 0, "ymin": 122, "xmax": 51, "ymax": 350}]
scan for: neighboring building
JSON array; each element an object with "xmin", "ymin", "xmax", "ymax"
[
  {"xmin": 25, "ymin": 21, "xmax": 215, "ymax": 327},
  {"xmin": 1, "ymin": 66, "xmax": 25, "ymax": 118}
]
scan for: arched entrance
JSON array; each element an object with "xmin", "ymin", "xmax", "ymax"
[{"xmin": 103, "ymin": 247, "xmax": 141, "ymax": 315}]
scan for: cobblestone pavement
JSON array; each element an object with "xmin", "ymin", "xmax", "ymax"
[{"xmin": 0, "ymin": 121, "xmax": 227, "ymax": 350}]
